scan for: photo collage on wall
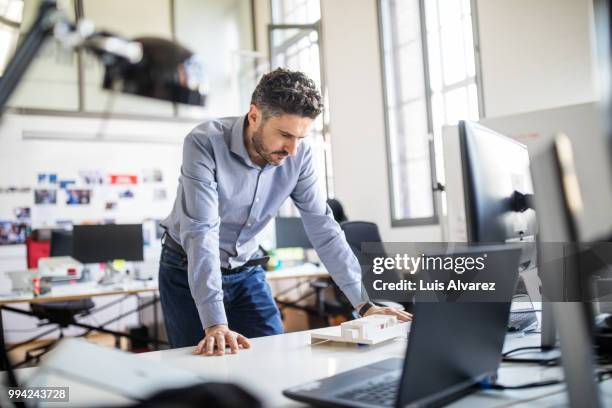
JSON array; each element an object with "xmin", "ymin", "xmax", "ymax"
[{"xmin": 0, "ymin": 168, "xmax": 170, "ymax": 245}]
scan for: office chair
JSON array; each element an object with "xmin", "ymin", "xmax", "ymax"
[
  {"xmin": 306, "ymin": 219, "xmax": 404, "ymax": 327},
  {"xmin": 340, "ymin": 221, "xmax": 406, "ymax": 312},
  {"xmin": 327, "ymin": 198, "xmax": 348, "ymax": 223},
  {"xmin": 19, "ymin": 229, "xmax": 94, "ymax": 366},
  {"xmin": 301, "ymin": 200, "xmax": 351, "ymax": 324}
]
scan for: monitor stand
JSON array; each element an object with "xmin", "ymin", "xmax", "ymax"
[
  {"xmin": 503, "ymin": 300, "xmax": 562, "ymax": 363},
  {"xmin": 504, "ymin": 268, "xmax": 562, "ymax": 363}
]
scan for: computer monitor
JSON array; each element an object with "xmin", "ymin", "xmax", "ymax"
[
  {"xmin": 530, "ymin": 134, "xmax": 601, "ymax": 407},
  {"xmin": 275, "ymin": 217, "xmax": 312, "ymax": 249},
  {"xmin": 50, "ymin": 230, "xmax": 73, "ymax": 257},
  {"xmin": 459, "ymin": 120, "xmax": 537, "ymax": 270},
  {"xmin": 72, "ymin": 224, "xmax": 144, "ymax": 263}
]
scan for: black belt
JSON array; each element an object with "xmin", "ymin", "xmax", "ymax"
[{"xmin": 162, "ymin": 232, "xmax": 269, "ymax": 275}]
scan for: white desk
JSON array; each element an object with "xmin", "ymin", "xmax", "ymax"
[
  {"xmin": 0, "ymin": 264, "xmax": 326, "ymax": 304},
  {"xmin": 266, "ymin": 263, "xmax": 328, "ymax": 281},
  {"xmin": 9, "ymin": 330, "xmax": 589, "ymax": 408},
  {"xmin": 0, "ymin": 280, "xmax": 159, "ymax": 305}
]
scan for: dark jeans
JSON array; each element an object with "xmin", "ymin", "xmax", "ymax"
[{"xmin": 158, "ymin": 244, "xmax": 284, "ymax": 348}]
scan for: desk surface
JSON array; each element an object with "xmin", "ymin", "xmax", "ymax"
[
  {"xmin": 0, "ymin": 280, "xmax": 159, "ymax": 305},
  {"xmin": 9, "ymin": 330, "xmax": 580, "ymax": 408},
  {"xmin": 0, "ymin": 264, "xmax": 327, "ymax": 305},
  {"xmin": 266, "ymin": 263, "xmax": 328, "ymax": 281}
]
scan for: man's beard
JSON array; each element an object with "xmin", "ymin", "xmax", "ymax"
[{"xmin": 252, "ymin": 125, "xmax": 289, "ymax": 166}]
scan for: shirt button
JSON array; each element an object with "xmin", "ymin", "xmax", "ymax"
[
  {"xmin": 255, "ymin": 197, "xmax": 260, "ymax": 202},
  {"xmin": 237, "ymin": 242, "xmax": 241, "ymax": 247},
  {"xmin": 247, "ymin": 223, "xmax": 252, "ymax": 227}
]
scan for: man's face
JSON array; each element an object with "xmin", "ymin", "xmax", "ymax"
[{"xmin": 250, "ymin": 110, "xmax": 313, "ymax": 166}]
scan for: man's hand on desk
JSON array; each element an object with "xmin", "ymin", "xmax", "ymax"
[
  {"xmin": 194, "ymin": 324, "xmax": 252, "ymax": 356},
  {"xmin": 362, "ymin": 305, "xmax": 412, "ymax": 322}
]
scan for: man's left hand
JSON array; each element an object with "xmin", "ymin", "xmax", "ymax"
[{"xmin": 363, "ymin": 305, "xmax": 412, "ymax": 322}]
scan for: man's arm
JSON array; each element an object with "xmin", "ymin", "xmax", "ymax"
[
  {"xmin": 178, "ymin": 131, "xmax": 251, "ymax": 355},
  {"xmin": 179, "ymin": 132, "xmax": 226, "ymax": 329},
  {"xmin": 290, "ymin": 145, "xmax": 411, "ymax": 321},
  {"xmin": 289, "ymin": 145, "xmax": 367, "ymax": 308}
]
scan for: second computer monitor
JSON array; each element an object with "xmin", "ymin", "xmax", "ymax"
[
  {"xmin": 72, "ymin": 224, "xmax": 144, "ymax": 263},
  {"xmin": 459, "ymin": 120, "xmax": 537, "ymax": 268},
  {"xmin": 275, "ymin": 217, "xmax": 312, "ymax": 249},
  {"xmin": 50, "ymin": 230, "xmax": 73, "ymax": 257}
]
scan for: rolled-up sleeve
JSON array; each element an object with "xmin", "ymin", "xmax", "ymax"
[
  {"xmin": 178, "ymin": 132, "xmax": 226, "ymax": 329},
  {"xmin": 290, "ymin": 145, "xmax": 369, "ymax": 307}
]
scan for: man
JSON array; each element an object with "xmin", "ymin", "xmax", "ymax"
[{"xmin": 159, "ymin": 68, "xmax": 411, "ymax": 356}]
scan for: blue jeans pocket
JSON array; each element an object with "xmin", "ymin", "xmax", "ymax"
[{"xmin": 160, "ymin": 246, "xmax": 187, "ymax": 269}]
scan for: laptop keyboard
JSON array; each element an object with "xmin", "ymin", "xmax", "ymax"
[{"xmin": 334, "ymin": 373, "xmax": 401, "ymax": 407}]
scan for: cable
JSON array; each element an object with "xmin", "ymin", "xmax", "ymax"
[
  {"xmin": 503, "ymin": 346, "xmax": 551, "ymax": 357},
  {"xmin": 481, "ymin": 379, "xmax": 563, "ymax": 390},
  {"xmin": 502, "ymin": 346, "xmax": 560, "ymax": 365}
]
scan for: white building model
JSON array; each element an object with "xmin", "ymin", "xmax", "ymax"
[{"xmin": 310, "ymin": 315, "xmax": 409, "ymax": 345}]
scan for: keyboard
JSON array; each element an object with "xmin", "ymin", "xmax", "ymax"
[
  {"xmin": 508, "ymin": 310, "xmax": 538, "ymax": 332},
  {"xmin": 334, "ymin": 372, "xmax": 401, "ymax": 406}
]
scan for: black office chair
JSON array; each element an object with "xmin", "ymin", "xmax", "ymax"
[
  {"xmin": 19, "ymin": 229, "xmax": 95, "ymax": 366},
  {"xmin": 327, "ymin": 198, "xmax": 348, "ymax": 223},
  {"xmin": 340, "ymin": 221, "xmax": 406, "ymax": 312}
]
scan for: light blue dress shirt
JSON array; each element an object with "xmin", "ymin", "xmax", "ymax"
[{"xmin": 162, "ymin": 115, "xmax": 367, "ymax": 329}]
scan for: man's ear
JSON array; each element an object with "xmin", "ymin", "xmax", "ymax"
[{"xmin": 247, "ymin": 105, "xmax": 260, "ymax": 127}]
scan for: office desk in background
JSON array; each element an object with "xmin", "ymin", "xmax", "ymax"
[
  {"xmin": 8, "ymin": 330, "xmax": 603, "ymax": 407},
  {"xmin": 0, "ymin": 279, "xmax": 159, "ymax": 305},
  {"xmin": 0, "ymin": 263, "xmax": 329, "ymax": 357},
  {"xmin": 0, "ymin": 262, "xmax": 328, "ymax": 304},
  {"xmin": 0, "ymin": 276, "xmax": 166, "ymax": 368}
]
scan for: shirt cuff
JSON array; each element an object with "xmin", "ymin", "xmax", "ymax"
[
  {"xmin": 195, "ymin": 300, "xmax": 228, "ymax": 329},
  {"xmin": 340, "ymin": 281, "xmax": 369, "ymax": 308}
]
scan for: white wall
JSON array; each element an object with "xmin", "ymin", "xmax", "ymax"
[
  {"xmin": 320, "ymin": 0, "xmax": 442, "ymax": 242},
  {"xmin": 477, "ymin": 0, "xmax": 599, "ymax": 118},
  {"xmin": 318, "ymin": 0, "xmax": 601, "ymax": 242},
  {"xmin": 0, "ymin": 113, "xmax": 194, "ymax": 226},
  {"xmin": 0, "ymin": 113, "xmax": 198, "ymax": 342}
]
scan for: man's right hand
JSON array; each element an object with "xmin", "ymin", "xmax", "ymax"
[{"xmin": 194, "ymin": 324, "xmax": 251, "ymax": 356}]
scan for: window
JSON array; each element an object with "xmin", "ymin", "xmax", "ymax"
[
  {"xmin": 270, "ymin": 0, "xmax": 333, "ymax": 209},
  {"xmin": 0, "ymin": 0, "xmax": 22, "ymax": 75},
  {"xmin": 379, "ymin": 0, "xmax": 481, "ymax": 226}
]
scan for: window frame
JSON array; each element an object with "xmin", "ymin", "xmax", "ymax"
[
  {"xmin": 267, "ymin": 19, "xmax": 333, "ymax": 198},
  {"xmin": 377, "ymin": 0, "xmax": 483, "ymax": 227}
]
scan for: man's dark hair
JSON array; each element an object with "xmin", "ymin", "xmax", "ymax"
[{"xmin": 250, "ymin": 68, "xmax": 323, "ymax": 120}]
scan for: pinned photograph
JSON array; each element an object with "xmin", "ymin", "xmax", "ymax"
[
  {"xmin": 34, "ymin": 189, "xmax": 57, "ymax": 204},
  {"xmin": 59, "ymin": 179, "xmax": 76, "ymax": 189},
  {"xmin": 105, "ymin": 201, "xmax": 117, "ymax": 211},
  {"xmin": 119, "ymin": 189, "xmax": 135, "ymax": 199},
  {"xmin": 79, "ymin": 170, "xmax": 105, "ymax": 185},
  {"xmin": 0, "ymin": 221, "xmax": 28, "ymax": 245},
  {"xmin": 37, "ymin": 173, "xmax": 47, "ymax": 184},
  {"xmin": 49, "ymin": 173, "xmax": 58, "ymax": 184},
  {"xmin": 13, "ymin": 207, "xmax": 31, "ymax": 221},
  {"xmin": 56, "ymin": 220, "xmax": 73, "ymax": 229},
  {"xmin": 110, "ymin": 174, "xmax": 138, "ymax": 185},
  {"xmin": 66, "ymin": 189, "xmax": 92, "ymax": 205},
  {"xmin": 143, "ymin": 168, "xmax": 163, "ymax": 183}
]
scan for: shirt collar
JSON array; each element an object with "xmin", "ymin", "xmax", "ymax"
[
  {"xmin": 230, "ymin": 115, "xmax": 250, "ymax": 160},
  {"xmin": 229, "ymin": 115, "xmax": 270, "ymax": 170}
]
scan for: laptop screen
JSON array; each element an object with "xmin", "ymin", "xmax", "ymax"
[{"xmin": 396, "ymin": 246, "xmax": 521, "ymax": 406}]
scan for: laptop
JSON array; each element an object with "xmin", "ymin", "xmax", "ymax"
[{"xmin": 283, "ymin": 246, "xmax": 521, "ymax": 407}]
